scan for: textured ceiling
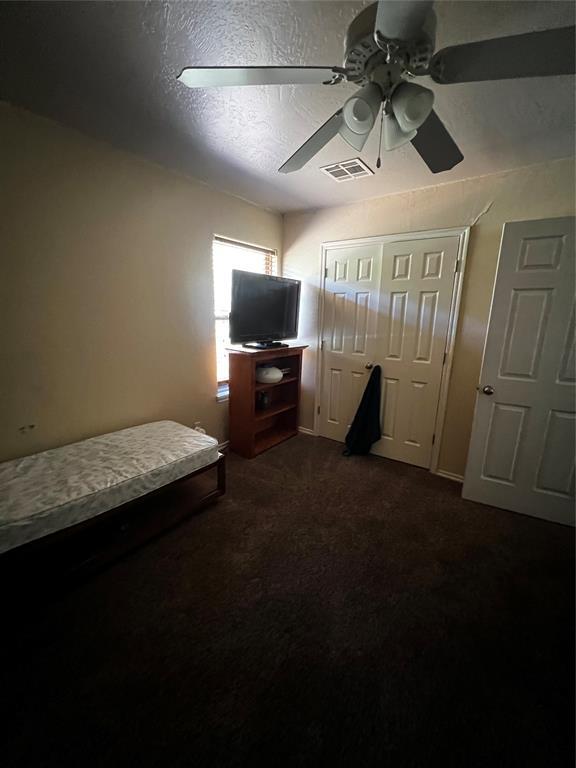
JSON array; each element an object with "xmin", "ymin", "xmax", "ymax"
[{"xmin": 0, "ymin": 1, "xmax": 574, "ymax": 212}]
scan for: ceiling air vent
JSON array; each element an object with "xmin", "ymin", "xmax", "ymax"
[{"xmin": 320, "ymin": 158, "xmax": 374, "ymax": 182}]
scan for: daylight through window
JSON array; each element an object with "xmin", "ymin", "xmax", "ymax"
[{"xmin": 212, "ymin": 237, "xmax": 277, "ymax": 384}]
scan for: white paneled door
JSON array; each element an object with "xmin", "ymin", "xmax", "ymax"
[
  {"xmin": 463, "ymin": 217, "xmax": 575, "ymax": 526},
  {"xmin": 371, "ymin": 237, "xmax": 460, "ymax": 467},
  {"xmin": 319, "ymin": 243, "xmax": 383, "ymax": 442},
  {"xmin": 319, "ymin": 234, "xmax": 461, "ymax": 468}
]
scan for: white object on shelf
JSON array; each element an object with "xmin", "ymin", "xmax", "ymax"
[{"xmin": 256, "ymin": 365, "xmax": 283, "ymax": 384}]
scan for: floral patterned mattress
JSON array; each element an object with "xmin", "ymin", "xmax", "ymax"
[{"xmin": 0, "ymin": 421, "xmax": 220, "ymax": 554}]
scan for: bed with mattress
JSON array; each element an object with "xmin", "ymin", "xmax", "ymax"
[{"xmin": 0, "ymin": 420, "xmax": 225, "ymax": 582}]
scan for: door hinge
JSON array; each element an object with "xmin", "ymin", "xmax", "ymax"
[
  {"xmin": 320, "ymin": 339, "xmax": 325, "ymax": 350},
  {"xmin": 432, "ymin": 433, "xmax": 436, "ymax": 445},
  {"xmin": 443, "ymin": 351, "xmax": 447, "ymax": 365},
  {"xmin": 324, "ymin": 266, "xmax": 328, "ymax": 278},
  {"xmin": 454, "ymin": 260, "xmax": 461, "ymax": 273},
  {"xmin": 317, "ymin": 405, "xmax": 321, "ymax": 415}
]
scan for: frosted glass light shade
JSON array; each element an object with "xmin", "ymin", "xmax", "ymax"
[
  {"xmin": 392, "ymin": 83, "xmax": 434, "ymax": 133},
  {"xmin": 339, "ymin": 83, "xmax": 383, "ymax": 150},
  {"xmin": 382, "ymin": 113, "xmax": 417, "ymax": 150}
]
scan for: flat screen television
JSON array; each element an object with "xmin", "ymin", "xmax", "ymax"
[{"xmin": 230, "ymin": 270, "xmax": 301, "ymax": 349}]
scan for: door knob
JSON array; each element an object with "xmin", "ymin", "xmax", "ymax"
[
  {"xmin": 365, "ymin": 363, "xmax": 373, "ymax": 370},
  {"xmin": 481, "ymin": 385, "xmax": 494, "ymax": 395}
]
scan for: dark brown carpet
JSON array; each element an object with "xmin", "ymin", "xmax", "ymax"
[{"xmin": 1, "ymin": 435, "xmax": 574, "ymax": 768}]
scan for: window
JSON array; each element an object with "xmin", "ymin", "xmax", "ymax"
[{"xmin": 212, "ymin": 237, "xmax": 277, "ymax": 386}]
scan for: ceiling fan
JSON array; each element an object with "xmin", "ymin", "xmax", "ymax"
[{"xmin": 177, "ymin": 0, "xmax": 575, "ymax": 175}]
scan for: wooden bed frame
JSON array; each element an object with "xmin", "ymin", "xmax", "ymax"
[{"xmin": 0, "ymin": 454, "xmax": 225, "ymax": 593}]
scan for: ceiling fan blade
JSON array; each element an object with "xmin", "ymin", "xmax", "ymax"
[
  {"xmin": 178, "ymin": 66, "xmax": 341, "ymax": 88},
  {"xmin": 375, "ymin": 0, "xmax": 433, "ymax": 42},
  {"xmin": 279, "ymin": 110, "xmax": 344, "ymax": 173},
  {"xmin": 430, "ymin": 26, "xmax": 576, "ymax": 84},
  {"xmin": 411, "ymin": 110, "xmax": 463, "ymax": 173}
]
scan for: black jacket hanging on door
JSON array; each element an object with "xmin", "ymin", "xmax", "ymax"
[{"xmin": 343, "ymin": 365, "xmax": 382, "ymax": 456}]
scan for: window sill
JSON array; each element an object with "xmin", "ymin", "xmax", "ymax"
[{"xmin": 216, "ymin": 383, "xmax": 229, "ymax": 403}]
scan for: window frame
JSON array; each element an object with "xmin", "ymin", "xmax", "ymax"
[{"xmin": 212, "ymin": 235, "xmax": 278, "ymax": 390}]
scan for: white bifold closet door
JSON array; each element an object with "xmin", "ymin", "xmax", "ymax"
[
  {"xmin": 319, "ymin": 235, "xmax": 460, "ymax": 468},
  {"xmin": 371, "ymin": 237, "xmax": 459, "ymax": 467},
  {"xmin": 463, "ymin": 217, "xmax": 575, "ymax": 526},
  {"xmin": 319, "ymin": 242, "xmax": 384, "ymax": 443}
]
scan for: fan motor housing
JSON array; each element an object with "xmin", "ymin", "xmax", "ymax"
[{"xmin": 344, "ymin": 2, "xmax": 436, "ymax": 84}]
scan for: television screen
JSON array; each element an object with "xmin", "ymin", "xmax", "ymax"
[{"xmin": 230, "ymin": 270, "xmax": 300, "ymax": 344}]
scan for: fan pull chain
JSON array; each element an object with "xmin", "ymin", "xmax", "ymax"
[{"xmin": 376, "ymin": 104, "xmax": 385, "ymax": 169}]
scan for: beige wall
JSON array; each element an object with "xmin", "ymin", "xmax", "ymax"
[
  {"xmin": 283, "ymin": 157, "xmax": 575, "ymax": 477},
  {"xmin": 0, "ymin": 103, "xmax": 282, "ymax": 462},
  {"xmin": 1, "ymin": 102, "xmax": 573, "ymax": 474}
]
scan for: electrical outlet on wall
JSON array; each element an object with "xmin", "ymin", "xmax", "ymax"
[{"xmin": 193, "ymin": 421, "xmax": 206, "ymax": 434}]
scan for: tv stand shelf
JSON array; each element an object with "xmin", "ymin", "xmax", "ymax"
[
  {"xmin": 255, "ymin": 401, "xmax": 296, "ymax": 421},
  {"xmin": 227, "ymin": 345, "xmax": 307, "ymax": 459},
  {"xmin": 255, "ymin": 375, "xmax": 298, "ymax": 392}
]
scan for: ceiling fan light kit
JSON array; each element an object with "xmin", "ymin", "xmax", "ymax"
[
  {"xmin": 177, "ymin": 1, "xmax": 575, "ymax": 176},
  {"xmin": 382, "ymin": 112, "xmax": 416, "ymax": 151},
  {"xmin": 339, "ymin": 82, "xmax": 383, "ymax": 151},
  {"xmin": 391, "ymin": 82, "xmax": 435, "ymax": 133}
]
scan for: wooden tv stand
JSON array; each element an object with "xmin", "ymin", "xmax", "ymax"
[{"xmin": 228, "ymin": 345, "xmax": 307, "ymax": 458}]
